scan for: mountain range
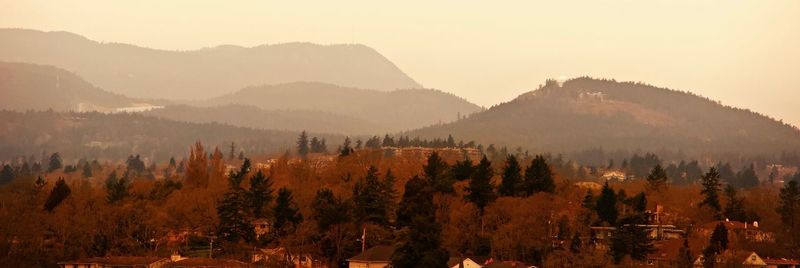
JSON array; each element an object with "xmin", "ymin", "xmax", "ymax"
[{"xmin": 0, "ymin": 28, "xmax": 421, "ymax": 100}]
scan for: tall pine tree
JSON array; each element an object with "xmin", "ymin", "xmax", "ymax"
[
  {"xmin": 465, "ymin": 156, "xmax": 496, "ymax": 215},
  {"xmin": 272, "ymin": 187, "xmax": 303, "ymax": 238},
  {"xmin": 700, "ymin": 167, "xmax": 723, "ymax": 219},
  {"xmin": 392, "ymin": 175, "xmax": 448, "ymax": 268},
  {"xmin": 44, "ymin": 177, "xmax": 70, "ymax": 212},
  {"xmin": 596, "ymin": 181, "xmax": 618, "ymax": 225},
  {"xmin": 353, "ymin": 166, "xmax": 390, "ymax": 226},
  {"xmin": 499, "ymin": 155, "xmax": 523, "ymax": 197},
  {"xmin": 524, "ymin": 155, "xmax": 555, "ymax": 195},
  {"xmin": 217, "ymin": 159, "xmax": 255, "ymax": 243},
  {"xmin": 249, "ymin": 170, "xmax": 274, "ymax": 219}
]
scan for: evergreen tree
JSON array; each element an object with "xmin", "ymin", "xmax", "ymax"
[
  {"xmin": 569, "ymin": 233, "xmax": 582, "ymax": 253},
  {"xmin": 777, "ymin": 180, "xmax": 800, "ymax": 230},
  {"xmin": 81, "ymin": 163, "xmax": 92, "ymax": 178},
  {"xmin": 272, "ymin": 187, "xmax": 303, "ymax": 238},
  {"xmin": 217, "ymin": 159, "xmax": 254, "ymax": 243},
  {"xmin": 312, "ymin": 188, "xmax": 351, "ymax": 232},
  {"xmin": 582, "ymin": 190, "xmax": 596, "ymax": 210},
  {"xmin": 353, "ymin": 166, "xmax": 390, "ymax": 226},
  {"xmin": 646, "ymin": 164, "xmax": 668, "ymax": 192},
  {"xmin": 465, "ymin": 156, "xmax": 496, "ymax": 215},
  {"xmin": 47, "ymin": 152, "xmax": 62, "ymax": 172},
  {"xmin": 340, "ymin": 137, "xmax": 353, "ymax": 156},
  {"xmin": 383, "ymin": 169, "xmax": 398, "ymax": 214},
  {"xmin": 609, "ymin": 214, "xmax": 654, "ymax": 264},
  {"xmin": 249, "ymin": 170, "xmax": 274, "ymax": 219},
  {"xmin": 700, "ymin": 168, "xmax": 723, "ymax": 219},
  {"xmin": 396, "ymin": 175, "xmax": 426, "ymax": 228},
  {"xmin": 524, "ymin": 155, "xmax": 555, "ymax": 195},
  {"xmin": 499, "ymin": 155, "xmax": 523, "ymax": 196},
  {"xmin": 451, "ymin": 156, "xmax": 474, "ymax": 181},
  {"xmin": 735, "ymin": 164, "xmax": 759, "ymax": 189},
  {"xmin": 677, "ymin": 239, "xmax": 693, "ymax": 268},
  {"xmin": 723, "ymin": 185, "xmax": 747, "ymax": 222},
  {"xmin": 631, "ymin": 192, "xmax": 648, "ymax": 214},
  {"xmin": 596, "ymin": 181, "xmax": 618, "ymax": 225},
  {"xmin": 105, "ymin": 171, "xmax": 129, "ymax": 204},
  {"xmin": 424, "ymin": 152, "xmax": 454, "ymax": 194},
  {"xmin": 44, "ymin": 177, "xmax": 71, "ymax": 212},
  {"xmin": 297, "ymin": 131, "xmax": 309, "ymax": 158},
  {"xmin": 0, "ymin": 164, "xmax": 14, "ymax": 185},
  {"xmin": 186, "ymin": 142, "xmax": 209, "ymax": 188},
  {"xmin": 391, "ymin": 175, "xmax": 449, "ymax": 268},
  {"xmin": 708, "ymin": 223, "xmax": 729, "ymax": 252}
]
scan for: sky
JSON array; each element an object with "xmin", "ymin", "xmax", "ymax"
[{"xmin": 2, "ymin": 1, "xmax": 799, "ymax": 126}]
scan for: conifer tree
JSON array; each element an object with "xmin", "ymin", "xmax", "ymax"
[
  {"xmin": 424, "ymin": 152, "xmax": 454, "ymax": 194},
  {"xmin": 249, "ymin": 170, "xmax": 274, "ymax": 219},
  {"xmin": 44, "ymin": 177, "xmax": 71, "ymax": 212},
  {"xmin": 353, "ymin": 166, "xmax": 390, "ymax": 226},
  {"xmin": 524, "ymin": 155, "xmax": 555, "ymax": 194},
  {"xmin": 47, "ymin": 152, "xmax": 62, "ymax": 172},
  {"xmin": 105, "ymin": 171, "xmax": 129, "ymax": 204},
  {"xmin": 392, "ymin": 175, "xmax": 448, "ymax": 268},
  {"xmin": 723, "ymin": 185, "xmax": 747, "ymax": 222},
  {"xmin": 0, "ymin": 164, "xmax": 14, "ymax": 185},
  {"xmin": 451, "ymin": 156, "xmax": 474, "ymax": 181},
  {"xmin": 272, "ymin": 187, "xmax": 303, "ymax": 238},
  {"xmin": 708, "ymin": 223, "xmax": 729, "ymax": 252},
  {"xmin": 499, "ymin": 155, "xmax": 523, "ymax": 196},
  {"xmin": 677, "ymin": 239, "xmax": 693, "ymax": 268},
  {"xmin": 340, "ymin": 137, "xmax": 353, "ymax": 156},
  {"xmin": 596, "ymin": 181, "xmax": 618, "ymax": 225},
  {"xmin": 82, "ymin": 162, "xmax": 93, "ymax": 178},
  {"xmin": 217, "ymin": 159, "xmax": 254, "ymax": 243},
  {"xmin": 646, "ymin": 164, "xmax": 668, "ymax": 192},
  {"xmin": 609, "ymin": 193, "xmax": 654, "ymax": 264},
  {"xmin": 465, "ymin": 156, "xmax": 496, "ymax": 215},
  {"xmin": 297, "ymin": 131, "xmax": 309, "ymax": 158},
  {"xmin": 700, "ymin": 168, "xmax": 723, "ymax": 219},
  {"xmin": 777, "ymin": 180, "xmax": 800, "ymax": 230},
  {"xmin": 312, "ymin": 188, "xmax": 351, "ymax": 232}
]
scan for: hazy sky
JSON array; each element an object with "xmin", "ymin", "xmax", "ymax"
[{"xmin": 2, "ymin": 1, "xmax": 799, "ymax": 126}]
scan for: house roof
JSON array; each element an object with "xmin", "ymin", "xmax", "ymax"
[
  {"xmin": 347, "ymin": 245, "xmax": 394, "ymax": 262},
  {"xmin": 447, "ymin": 256, "xmax": 490, "ymax": 267},
  {"xmin": 764, "ymin": 258, "xmax": 800, "ymax": 265},
  {"xmin": 701, "ymin": 220, "xmax": 758, "ymax": 230},
  {"xmin": 167, "ymin": 257, "xmax": 248, "ymax": 268},
  {"xmin": 59, "ymin": 256, "xmax": 168, "ymax": 265}
]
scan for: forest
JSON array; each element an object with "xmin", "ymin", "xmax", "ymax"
[{"xmin": 1, "ymin": 133, "xmax": 799, "ymax": 267}]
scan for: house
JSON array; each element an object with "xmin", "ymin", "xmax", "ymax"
[
  {"xmin": 167, "ymin": 257, "xmax": 249, "ymax": 268},
  {"xmin": 58, "ymin": 256, "xmax": 170, "ymax": 268},
  {"xmin": 693, "ymin": 251, "xmax": 767, "ymax": 268},
  {"xmin": 601, "ymin": 170, "xmax": 626, "ymax": 181},
  {"xmin": 347, "ymin": 245, "xmax": 393, "ymax": 268},
  {"xmin": 695, "ymin": 220, "xmax": 775, "ymax": 243},
  {"xmin": 251, "ymin": 247, "xmax": 321, "ymax": 268},
  {"xmin": 764, "ymin": 258, "xmax": 800, "ymax": 268},
  {"xmin": 447, "ymin": 256, "xmax": 489, "ymax": 268}
]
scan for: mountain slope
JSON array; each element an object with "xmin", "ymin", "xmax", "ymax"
[
  {"xmin": 0, "ymin": 62, "xmax": 161, "ymax": 112},
  {"xmin": 204, "ymin": 82, "xmax": 483, "ymax": 132},
  {"xmin": 144, "ymin": 104, "xmax": 386, "ymax": 134},
  {"xmin": 0, "ymin": 28, "xmax": 421, "ymax": 99},
  {"xmin": 0, "ymin": 110, "xmax": 343, "ymax": 162},
  {"xmin": 408, "ymin": 77, "xmax": 800, "ymax": 155}
]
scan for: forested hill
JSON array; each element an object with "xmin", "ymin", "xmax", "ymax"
[
  {"xmin": 0, "ymin": 62, "xmax": 156, "ymax": 112},
  {"xmin": 0, "ymin": 28, "xmax": 421, "ymax": 99},
  {"xmin": 408, "ymin": 77, "xmax": 800, "ymax": 156},
  {"xmin": 204, "ymin": 82, "xmax": 483, "ymax": 132},
  {"xmin": 0, "ymin": 110, "xmax": 341, "ymax": 162},
  {"xmin": 144, "ymin": 104, "xmax": 386, "ymax": 135}
]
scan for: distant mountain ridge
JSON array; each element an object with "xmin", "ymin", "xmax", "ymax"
[
  {"xmin": 0, "ymin": 62, "xmax": 163, "ymax": 112},
  {"xmin": 144, "ymin": 104, "xmax": 386, "ymax": 135},
  {"xmin": 204, "ymin": 82, "xmax": 483, "ymax": 132},
  {"xmin": 409, "ymin": 77, "xmax": 800, "ymax": 156},
  {"xmin": 0, "ymin": 28, "xmax": 421, "ymax": 100}
]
